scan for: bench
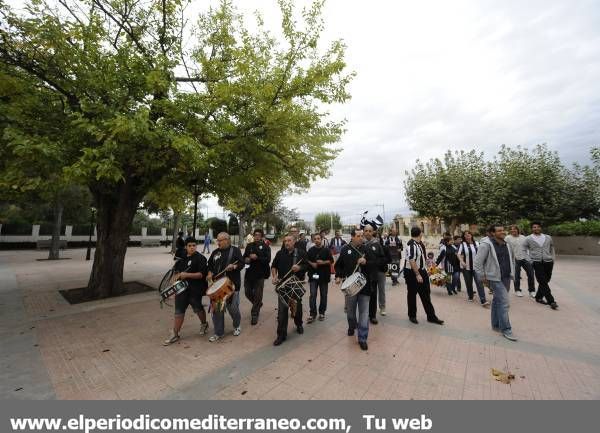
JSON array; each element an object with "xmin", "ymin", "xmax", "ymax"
[
  {"xmin": 36, "ymin": 239, "xmax": 68, "ymax": 250},
  {"xmin": 140, "ymin": 238, "xmax": 161, "ymax": 247}
]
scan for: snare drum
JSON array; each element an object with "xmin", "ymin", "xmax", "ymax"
[
  {"xmin": 159, "ymin": 279, "xmax": 188, "ymax": 303},
  {"xmin": 275, "ymin": 276, "xmax": 306, "ymax": 307},
  {"xmin": 206, "ymin": 277, "xmax": 235, "ymax": 302},
  {"xmin": 340, "ymin": 272, "xmax": 367, "ymax": 297}
]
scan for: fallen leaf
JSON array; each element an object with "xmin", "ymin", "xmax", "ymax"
[
  {"xmin": 241, "ymin": 391, "xmax": 247, "ymax": 395},
  {"xmin": 102, "ymin": 349, "xmax": 110, "ymax": 353},
  {"xmin": 491, "ymin": 368, "xmax": 516, "ymax": 384},
  {"xmin": 14, "ymin": 387, "xmax": 23, "ymax": 392}
]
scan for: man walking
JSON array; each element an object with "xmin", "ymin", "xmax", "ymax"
[
  {"xmin": 403, "ymin": 227, "xmax": 444, "ymax": 326},
  {"xmin": 525, "ymin": 222, "xmax": 558, "ymax": 310},
  {"xmin": 474, "ymin": 224, "xmax": 517, "ymax": 341},
  {"xmin": 505, "ymin": 225, "xmax": 535, "ymax": 298},
  {"xmin": 243, "ymin": 228, "xmax": 271, "ymax": 325}
]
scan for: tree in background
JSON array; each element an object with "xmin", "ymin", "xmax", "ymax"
[
  {"xmin": 404, "ymin": 145, "xmax": 600, "ymax": 229},
  {"xmin": 0, "ymin": 0, "xmax": 352, "ymax": 298},
  {"xmin": 315, "ymin": 212, "xmax": 342, "ymax": 232},
  {"xmin": 404, "ymin": 150, "xmax": 486, "ymax": 233}
]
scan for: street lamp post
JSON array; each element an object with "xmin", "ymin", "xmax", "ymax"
[
  {"xmin": 85, "ymin": 208, "xmax": 95, "ymax": 261},
  {"xmin": 190, "ymin": 179, "xmax": 201, "ymax": 238}
]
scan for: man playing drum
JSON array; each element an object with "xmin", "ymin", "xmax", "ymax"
[
  {"xmin": 334, "ymin": 228, "xmax": 372, "ymax": 351},
  {"xmin": 243, "ymin": 228, "xmax": 271, "ymax": 325},
  {"xmin": 207, "ymin": 233, "xmax": 244, "ymax": 342},
  {"xmin": 271, "ymin": 234, "xmax": 308, "ymax": 346},
  {"xmin": 163, "ymin": 238, "xmax": 209, "ymax": 345}
]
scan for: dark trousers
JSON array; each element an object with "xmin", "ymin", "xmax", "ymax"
[
  {"xmin": 244, "ymin": 277, "xmax": 264, "ymax": 319},
  {"xmin": 533, "ymin": 261, "xmax": 555, "ymax": 304},
  {"xmin": 368, "ymin": 278, "xmax": 378, "ymax": 319},
  {"xmin": 404, "ymin": 269, "xmax": 438, "ymax": 320},
  {"xmin": 276, "ymin": 296, "xmax": 303, "ymax": 338},
  {"xmin": 309, "ymin": 280, "xmax": 329, "ymax": 316},
  {"xmin": 515, "ymin": 259, "xmax": 535, "ymax": 292},
  {"xmin": 463, "ymin": 269, "xmax": 486, "ymax": 303}
]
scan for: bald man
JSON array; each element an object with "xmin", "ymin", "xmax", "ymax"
[{"xmin": 207, "ymin": 232, "xmax": 244, "ymax": 342}]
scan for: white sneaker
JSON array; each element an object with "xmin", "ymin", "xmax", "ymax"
[
  {"xmin": 481, "ymin": 301, "xmax": 491, "ymax": 308},
  {"xmin": 529, "ymin": 292, "xmax": 536, "ymax": 298},
  {"xmin": 199, "ymin": 322, "xmax": 209, "ymax": 335},
  {"xmin": 380, "ymin": 308, "xmax": 386, "ymax": 316},
  {"xmin": 163, "ymin": 331, "xmax": 180, "ymax": 346},
  {"xmin": 233, "ymin": 327, "xmax": 241, "ymax": 336},
  {"xmin": 516, "ymin": 291, "xmax": 524, "ymax": 297},
  {"xmin": 208, "ymin": 334, "xmax": 221, "ymax": 342},
  {"xmin": 503, "ymin": 332, "xmax": 518, "ymax": 342}
]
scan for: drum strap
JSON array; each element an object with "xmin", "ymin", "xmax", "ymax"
[{"xmin": 220, "ymin": 247, "xmax": 234, "ymax": 274}]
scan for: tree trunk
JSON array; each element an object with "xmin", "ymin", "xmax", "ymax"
[
  {"xmin": 449, "ymin": 218, "xmax": 459, "ymax": 236},
  {"xmin": 238, "ymin": 216, "xmax": 246, "ymax": 248},
  {"xmin": 170, "ymin": 211, "xmax": 181, "ymax": 254},
  {"xmin": 86, "ymin": 184, "xmax": 140, "ymax": 299},
  {"xmin": 48, "ymin": 201, "xmax": 64, "ymax": 260}
]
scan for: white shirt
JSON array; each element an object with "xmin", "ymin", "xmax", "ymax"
[{"xmin": 531, "ymin": 233, "xmax": 546, "ymax": 247}]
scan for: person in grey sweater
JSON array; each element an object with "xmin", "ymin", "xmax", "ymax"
[
  {"xmin": 474, "ymin": 224, "xmax": 517, "ymax": 341},
  {"xmin": 525, "ymin": 222, "xmax": 558, "ymax": 310},
  {"xmin": 506, "ymin": 225, "xmax": 535, "ymax": 297}
]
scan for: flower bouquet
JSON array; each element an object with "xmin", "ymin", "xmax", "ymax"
[{"xmin": 428, "ymin": 266, "xmax": 449, "ymax": 287}]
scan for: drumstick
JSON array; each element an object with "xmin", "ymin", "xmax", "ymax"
[
  {"xmin": 275, "ymin": 258, "xmax": 305, "ymax": 288},
  {"xmin": 212, "ymin": 261, "xmax": 239, "ymax": 281}
]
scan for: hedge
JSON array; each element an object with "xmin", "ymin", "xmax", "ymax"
[{"xmin": 547, "ymin": 220, "xmax": 600, "ymax": 236}]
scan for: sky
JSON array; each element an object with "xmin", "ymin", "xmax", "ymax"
[{"xmin": 198, "ymin": 0, "xmax": 600, "ymax": 225}]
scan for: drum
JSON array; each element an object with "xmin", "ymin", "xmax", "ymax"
[
  {"xmin": 275, "ymin": 276, "xmax": 306, "ymax": 307},
  {"xmin": 340, "ymin": 272, "xmax": 367, "ymax": 297},
  {"xmin": 206, "ymin": 277, "xmax": 235, "ymax": 302},
  {"xmin": 159, "ymin": 279, "xmax": 188, "ymax": 306}
]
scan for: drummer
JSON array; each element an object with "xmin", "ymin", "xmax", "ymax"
[
  {"xmin": 163, "ymin": 238, "xmax": 209, "ymax": 346},
  {"xmin": 334, "ymin": 228, "xmax": 371, "ymax": 351},
  {"xmin": 206, "ymin": 232, "xmax": 244, "ymax": 342},
  {"xmin": 271, "ymin": 234, "xmax": 308, "ymax": 346}
]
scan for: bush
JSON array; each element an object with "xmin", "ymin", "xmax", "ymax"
[
  {"xmin": 547, "ymin": 220, "xmax": 600, "ymax": 236},
  {"xmin": 72, "ymin": 224, "xmax": 93, "ymax": 236}
]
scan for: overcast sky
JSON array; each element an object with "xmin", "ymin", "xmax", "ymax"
[
  {"xmin": 12, "ymin": 1, "xmax": 600, "ymax": 225},
  {"xmin": 195, "ymin": 0, "xmax": 599, "ymax": 225}
]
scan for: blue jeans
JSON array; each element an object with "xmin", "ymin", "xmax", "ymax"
[
  {"xmin": 346, "ymin": 293, "xmax": 370, "ymax": 343},
  {"xmin": 446, "ymin": 271, "xmax": 461, "ymax": 294},
  {"xmin": 212, "ymin": 291, "xmax": 241, "ymax": 336},
  {"xmin": 463, "ymin": 269, "xmax": 487, "ymax": 303},
  {"xmin": 490, "ymin": 278, "xmax": 512, "ymax": 334}
]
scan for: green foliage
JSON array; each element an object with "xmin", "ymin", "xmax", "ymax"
[
  {"xmin": 0, "ymin": 0, "xmax": 352, "ymax": 295},
  {"xmin": 314, "ymin": 212, "xmax": 341, "ymax": 231},
  {"xmin": 405, "ymin": 145, "xmax": 600, "ymax": 227},
  {"xmin": 546, "ymin": 220, "xmax": 600, "ymax": 237}
]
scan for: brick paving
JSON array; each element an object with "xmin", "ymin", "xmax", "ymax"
[{"xmin": 1, "ymin": 248, "xmax": 599, "ymax": 400}]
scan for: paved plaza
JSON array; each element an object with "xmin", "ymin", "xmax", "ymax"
[{"xmin": 1, "ymin": 247, "xmax": 599, "ymax": 400}]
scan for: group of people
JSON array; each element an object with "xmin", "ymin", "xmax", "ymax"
[
  {"xmin": 163, "ymin": 220, "xmax": 558, "ymax": 349},
  {"xmin": 432, "ymin": 222, "xmax": 558, "ymax": 341}
]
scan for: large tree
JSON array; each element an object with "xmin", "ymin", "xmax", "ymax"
[
  {"xmin": 0, "ymin": 0, "xmax": 352, "ymax": 297},
  {"xmin": 404, "ymin": 150, "xmax": 486, "ymax": 233}
]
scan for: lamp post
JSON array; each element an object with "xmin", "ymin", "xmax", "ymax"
[
  {"xmin": 190, "ymin": 179, "xmax": 201, "ymax": 238},
  {"xmin": 85, "ymin": 208, "xmax": 95, "ymax": 261}
]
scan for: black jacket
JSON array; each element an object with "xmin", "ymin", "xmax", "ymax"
[
  {"xmin": 271, "ymin": 247, "xmax": 308, "ymax": 281},
  {"xmin": 363, "ymin": 238, "xmax": 387, "ymax": 278},
  {"xmin": 243, "ymin": 241, "xmax": 271, "ymax": 280},
  {"xmin": 307, "ymin": 245, "xmax": 333, "ymax": 283},
  {"xmin": 208, "ymin": 246, "xmax": 244, "ymax": 291}
]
